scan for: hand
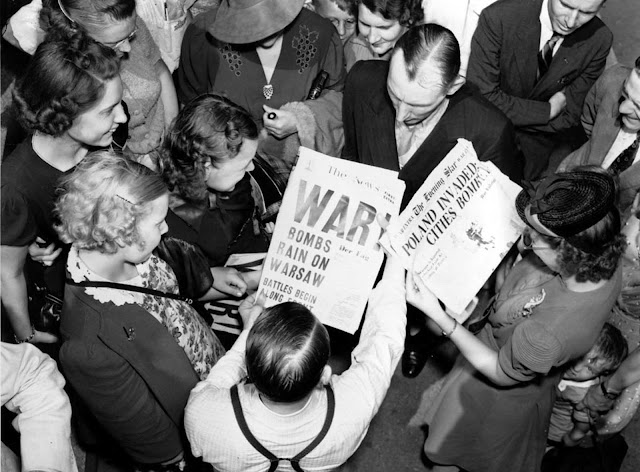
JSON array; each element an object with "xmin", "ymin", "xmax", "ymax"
[
  {"xmin": 31, "ymin": 329, "xmax": 59, "ymax": 344},
  {"xmin": 576, "ymin": 382, "xmax": 616, "ymax": 419},
  {"xmin": 561, "ymin": 433, "xmax": 581, "ymax": 448},
  {"xmin": 28, "ymin": 238, "xmax": 62, "ymax": 267},
  {"xmin": 210, "ymin": 267, "xmax": 248, "ymax": 297},
  {"xmin": 238, "ymin": 292, "xmax": 266, "ymax": 330},
  {"xmin": 262, "ymin": 105, "xmax": 298, "ymax": 139},
  {"xmin": 264, "ymin": 222, "xmax": 276, "ymax": 234},
  {"xmin": 406, "ymin": 271, "xmax": 446, "ymax": 322},
  {"xmin": 548, "ymin": 90, "xmax": 567, "ymax": 120}
]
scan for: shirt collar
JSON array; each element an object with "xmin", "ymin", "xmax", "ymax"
[{"xmin": 539, "ymin": 0, "xmax": 554, "ymax": 38}]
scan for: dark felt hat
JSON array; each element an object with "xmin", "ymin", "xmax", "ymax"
[
  {"xmin": 210, "ymin": 0, "xmax": 305, "ymax": 44},
  {"xmin": 516, "ymin": 171, "xmax": 617, "ymax": 241}
]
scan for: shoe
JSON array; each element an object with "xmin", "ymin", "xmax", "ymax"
[{"xmin": 401, "ymin": 347, "xmax": 428, "ymax": 378}]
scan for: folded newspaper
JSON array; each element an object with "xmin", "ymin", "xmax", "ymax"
[
  {"xmin": 381, "ymin": 139, "xmax": 524, "ymax": 317},
  {"xmin": 257, "ymin": 147, "xmax": 406, "ymax": 333}
]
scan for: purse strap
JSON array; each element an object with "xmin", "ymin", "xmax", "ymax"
[{"xmin": 65, "ymin": 279, "xmax": 194, "ymax": 305}]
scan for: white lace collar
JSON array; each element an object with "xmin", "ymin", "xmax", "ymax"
[{"xmin": 67, "ymin": 246, "xmax": 150, "ymax": 306}]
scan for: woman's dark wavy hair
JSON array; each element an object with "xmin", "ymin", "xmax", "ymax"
[
  {"xmin": 12, "ymin": 35, "xmax": 120, "ymax": 136},
  {"xmin": 40, "ymin": 0, "xmax": 136, "ymax": 41},
  {"xmin": 359, "ymin": 0, "xmax": 424, "ymax": 27},
  {"xmin": 246, "ymin": 302, "xmax": 331, "ymax": 403},
  {"xmin": 552, "ymin": 166, "xmax": 625, "ymax": 283},
  {"xmin": 158, "ymin": 94, "xmax": 259, "ymax": 204},
  {"xmin": 557, "ymin": 208, "xmax": 625, "ymax": 283}
]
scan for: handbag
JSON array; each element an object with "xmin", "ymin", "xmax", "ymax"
[
  {"xmin": 25, "ymin": 257, "xmax": 64, "ymax": 336},
  {"xmin": 27, "ymin": 280, "xmax": 62, "ymax": 335}
]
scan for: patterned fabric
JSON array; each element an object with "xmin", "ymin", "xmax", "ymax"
[
  {"xmin": 608, "ymin": 133, "xmax": 640, "ymax": 175},
  {"xmin": 67, "ymin": 248, "xmax": 224, "ymax": 379},
  {"xmin": 176, "ymin": 7, "xmax": 345, "ymax": 176}
]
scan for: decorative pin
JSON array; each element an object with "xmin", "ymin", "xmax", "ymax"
[
  {"xmin": 263, "ymin": 84, "xmax": 274, "ymax": 100},
  {"xmin": 124, "ymin": 326, "xmax": 136, "ymax": 341}
]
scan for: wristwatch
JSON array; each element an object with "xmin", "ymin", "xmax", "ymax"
[{"xmin": 600, "ymin": 381, "xmax": 620, "ymax": 400}]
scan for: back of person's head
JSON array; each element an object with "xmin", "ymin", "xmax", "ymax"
[
  {"xmin": 313, "ymin": 0, "xmax": 357, "ymax": 16},
  {"xmin": 159, "ymin": 93, "xmax": 259, "ymax": 203},
  {"xmin": 56, "ymin": 151, "xmax": 168, "ymax": 254},
  {"xmin": 394, "ymin": 24, "xmax": 461, "ymax": 87},
  {"xmin": 359, "ymin": 0, "xmax": 423, "ymax": 27},
  {"xmin": 13, "ymin": 35, "xmax": 120, "ymax": 137},
  {"xmin": 41, "ymin": 0, "xmax": 135, "ymax": 39},
  {"xmin": 552, "ymin": 166, "xmax": 625, "ymax": 283},
  {"xmin": 246, "ymin": 302, "xmax": 331, "ymax": 403},
  {"xmin": 588, "ymin": 323, "xmax": 628, "ymax": 376}
]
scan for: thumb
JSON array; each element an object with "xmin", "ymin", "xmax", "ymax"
[{"xmin": 255, "ymin": 291, "xmax": 267, "ymax": 307}]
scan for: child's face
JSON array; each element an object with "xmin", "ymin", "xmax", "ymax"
[
  {"xmin": 564, "ymin": 354, "xmax": 610, "ymax": 381},
  {"xmin": 205, "ymin": 138, "xmax": 257, "ymax": 192}
]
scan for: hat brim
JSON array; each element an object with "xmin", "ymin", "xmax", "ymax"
[
  {"xmin": 212, "ymin": 0, "xmax": 305, "ymax": 44},
  {"xmin": 515, "ymin": 190, "xmax": 531, "ymax": 228}
]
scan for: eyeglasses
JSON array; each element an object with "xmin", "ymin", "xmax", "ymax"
[{"xmin": 103, "ymin": 28, "xmax": 137, "ymax": 49}]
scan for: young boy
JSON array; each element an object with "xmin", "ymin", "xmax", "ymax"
[
  {"xmin": 184, "ymin": 257, "xmax": 406, "ymax": 471},
  {"xmin": 548, "ymin": 323, "xmax": 628, "ymax": 447}
]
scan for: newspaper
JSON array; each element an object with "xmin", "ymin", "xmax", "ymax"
[
  {"xmin": 257, "ymin": 147, "xmax": 405, "ymax": 333},
  {"xmin": 381, "ymin": 139, "xmax": 524, "ymax": 317}
]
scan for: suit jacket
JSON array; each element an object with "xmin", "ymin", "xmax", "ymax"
[
  {"xmin": 559, "ymin": 65, "xmax": 639, "ymax": 212},
  {"xmin": 468, "ymin": 0, "xmax": 612, "ymax": 134},
  {"xmin": 60, "ymin": 284, "xmax": 199, "ymax": 464},
  {"xmin": 342, "ymin": 60, "xmax": 522, "ymax": 209}
]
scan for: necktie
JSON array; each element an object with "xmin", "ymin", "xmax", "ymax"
[
  {"xmin": 608, "ymin": 133, "xmax": 639, "ymax": 175},
  {"xmin": 537, "ymin": 34, "xmax": 561, "ymax": 79}
]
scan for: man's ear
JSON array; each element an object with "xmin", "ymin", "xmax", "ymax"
[
  {"xmin": 446, "ymin": 74, "xmax": 466, "ymax": 96},
  {"xmin": 320, "ymin": 364, "xmax": 332, "ymax": 385}
]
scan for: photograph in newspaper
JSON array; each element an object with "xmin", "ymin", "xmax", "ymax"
[
  {"xmin": 258, "ymin": 147, "xmax": 405, "ymax": 333},
  {"xmin": 382, "ymin": 139, "xmax": 524, "ymax": 316}
]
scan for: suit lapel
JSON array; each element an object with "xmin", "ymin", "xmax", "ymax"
[
  {"xmin": 363, "ymin": 91, "xmax": 400, "ymax": 171},
  {"xmin": 97, "ymin": 305, "xmax": 198, "ymax": 425},
  {"xmin": 531, "ymin": 32, "xmax": 587, "ymax": 98},
  {"xmin": 515, "ymin": 22, "xmax": 541, "ymax": 93}
]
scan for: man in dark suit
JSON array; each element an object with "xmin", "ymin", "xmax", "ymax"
[
  {"xmin": 343, "ymin": 24, "xmax": 522, "ymax": 377},
  {"xmin": 468, "ymin": 0, "xmax": 612, "ymax": 180},
  {"xmin": 558, "ymin": 58, "xmax": 640, "ymax": 212}
]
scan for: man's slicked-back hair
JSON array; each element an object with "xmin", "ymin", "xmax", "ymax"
[
  {"xmin": 246, "ymin": 302, "xmax": 331, "ymax": 403},
  {"xmin": 395, "ymin": 24, "xmax": 461, "ymax": 86}
]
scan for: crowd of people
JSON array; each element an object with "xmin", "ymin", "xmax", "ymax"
[{"xmin": 1, "ymin": 1, "xmax": 638, "ymax": 471}]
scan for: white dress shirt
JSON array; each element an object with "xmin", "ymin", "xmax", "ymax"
[{"xmin": 185, "ymin": 262, "xmax": 407, "ymax": 471}]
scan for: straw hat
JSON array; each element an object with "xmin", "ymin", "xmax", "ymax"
[
  {"xmin": 516, "ymin": 170, "xmax": 618, "ymax": 252},
  {"xmin": 211, "ymin": 0, "xmax": 306, "ymax": 44}
]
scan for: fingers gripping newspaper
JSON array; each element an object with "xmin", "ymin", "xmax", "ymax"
[
  {"xmin": 257, "ymin": 147, "xmax": 406, "ymax": 334},
  {"xmin": 381, "ymin": 139, "xmax": 525, "ymax": 318}
]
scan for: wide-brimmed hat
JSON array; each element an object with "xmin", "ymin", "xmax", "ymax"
[
  {"xmin": 210, "ymin": 0, "xmax": 305, "ymax": 44},
  {"xmin": 516, "ymin": 171, "xmax": 617, "ymax": 252}
]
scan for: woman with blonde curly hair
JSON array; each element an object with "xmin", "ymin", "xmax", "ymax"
[
  {"xmin": 158, "ymin": 93, "xmax": 272, "ymax": 298},
  {"xmin": 56, "ymin": 151, "xmax": 225, "ymax": 468},
  {"xmin": 1, "ymin": 35, "xmax": 126, "ymax": 345}
]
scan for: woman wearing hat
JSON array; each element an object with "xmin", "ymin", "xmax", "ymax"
[
  {"xmin": 407, "ymin": 170, "xmax": 625, "ymax": 472},
  {"xmin": 176, "ymin": 0, "xmax": 346, "ymax": 180}
]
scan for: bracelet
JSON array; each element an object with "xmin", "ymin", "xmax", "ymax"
[
  {"xmin": 441, "ymin": 318, "xmax": 458, "ymax": 337},
  {"xmin": 600, "ymin": 381, "xmax": 620, "ymax": 400},
  {"xmin": 14, "ymin": 324, "xmax": 36, "ymax": 344}
]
